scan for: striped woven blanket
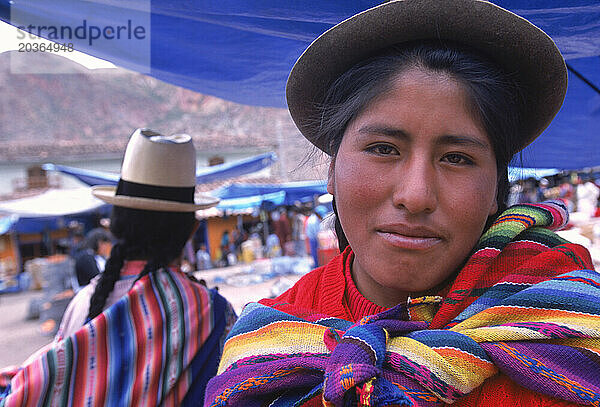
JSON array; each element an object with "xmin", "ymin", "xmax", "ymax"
[
  {"xmin": 206, "ymin": 202, "xmax": 600, "ymax": 406},
  {"xmin": 0, "ymin": 269, "xmax": 233, "ymax": 407}
]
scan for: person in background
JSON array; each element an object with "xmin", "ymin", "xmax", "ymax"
[
  {"xmin": 576, "ymin": 174, "xmax": 600, "ymax": 218},
  {"xmin": 219, "ymin": 230, "xmax": 231, "ymax": 266},
  {"xmin": 1, "ymin": 129, "xmax": 235, "ymax": 406},
  {"xmin": 305, "ymin": 205, "xmax": 328, "ymax": 267},
  {"xmin": 73, "ymin": 227, "xmax": 113, "ymax": 286},
  {"xmin": 265, "ymin": 220, "xmax": 282, "ymax": 258},
  {"xmin": 232, "ymin": 227, "xmax": 246, "ymax": 259},
  {"xmin": 559, "ymin": 175, "xmax": 576, "ymax": 212},
  {"xmin": 206, "ymin": 1, "xmax": 599, "ymax": 405},
  {"xmin": 537, "ymin": 177, "xmax": 551, "ymax": 202},
  {"xmin": 196, "ymin": 243, "xmax": 213, "ymax": 270},
  {"xmin": 290, "ymin": 205, "xmax": 307, "ymax": 257},
  {"xmin": 272, "ymin": 207, "xmax": 292, "ymax": 255}
]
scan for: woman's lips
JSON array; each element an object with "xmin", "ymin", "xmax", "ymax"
[{"xmin": 376, "ymin": 228, "xmax": 442, "ymax": 250}]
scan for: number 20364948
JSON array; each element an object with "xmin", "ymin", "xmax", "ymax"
[{"xmin": 18, "ymin": 42, "xmax": 74, "ymax": 53}]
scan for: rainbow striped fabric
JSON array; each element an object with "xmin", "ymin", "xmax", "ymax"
[
  {"xmin": 206, "ymin": 201, "xmax": 600, "ymax": 406},
  {"xmin": 0, "ymin": 268, "xmax": 233, "ymax": 406}
]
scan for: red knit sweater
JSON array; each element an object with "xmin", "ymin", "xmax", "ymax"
[{"xmin": 260, "ymin": 247, "xmax": 577, "ymax": 406}]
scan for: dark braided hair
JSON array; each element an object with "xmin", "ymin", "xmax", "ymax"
[
  {"xmin": 313, "ymin": 42, "xmax": 525, "ymax": 252},
  {"xmin": 87, "ymin": 205, "xmax": 196, "ymax": 321}
]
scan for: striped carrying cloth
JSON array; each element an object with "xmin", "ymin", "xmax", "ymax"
[
  {"xmin": 0, "ymin": 268, "xmax": 233, "ymax": 406},
  {"xmin": 206, "ymin": 201, "xmax": 600, "ymax": 406}
]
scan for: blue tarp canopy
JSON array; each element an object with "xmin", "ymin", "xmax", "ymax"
[
  {"xmin": 1, "ymin": 1, "xmax": 598, "ymax": 169},
  {"xmin": 0, "ymin": 215, "xmax": 18, "ymax": 235},
  {"xmin": 507, "ymin": 167, "xmax": 561, "ymax": 182},
  {"xmin": 212, "ymin": 180, "xmax": 327, "ymax": 208},
  {"xmin": 0, "ymin": 188, "xmax": 111, "ymax": 234},
  {"xmin": 41, "ymin": 152, "xmax": 277, "ymax": 186},
  {"xmin": 217, "ymin": 191, "xmax": 286, "ymax": 211}
]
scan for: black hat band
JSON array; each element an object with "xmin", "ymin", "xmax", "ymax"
[{"xmin": 116, "ymin": 179, "xmax": 195, "ymax": 204}]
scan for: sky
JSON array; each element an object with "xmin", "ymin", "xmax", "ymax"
[{"xmin": 0, "ymin": 20, "xmax": 116, "ymax": 69}]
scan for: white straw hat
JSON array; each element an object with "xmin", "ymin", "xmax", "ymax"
[{"xmin": 92, "ymin": 128, "xmax": 219, "ymax": 212}]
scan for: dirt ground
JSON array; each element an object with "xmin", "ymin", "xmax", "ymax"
[{"xmin": 0, "ymin": 290, "xmax": 54, "ymax": 368}]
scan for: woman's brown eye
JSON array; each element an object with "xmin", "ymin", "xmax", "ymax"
[
  {"xmin": 444, "ymin": 154, "xmax": 473, "ymax": 165},
  {"xmin": 367, "ymin": 144, "xmax": 397, "ymax": 155},
  {"xmin": 446, "ymin": 154, "xmax": 461, "ymax": 163},
  {"xmin": 378, "ymin": 145, "xmax": 393, "ymax": 154}
]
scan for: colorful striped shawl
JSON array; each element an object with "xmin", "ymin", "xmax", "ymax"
[
  {"xmin": 206, "ymin": 202, "xmax": 600, "ymax": 406},
  {"xmin": 0, "ymin": 268, "xmax": 233, "ymax": 407}
]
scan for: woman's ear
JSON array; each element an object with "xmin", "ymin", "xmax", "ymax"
[
  {"xmin": 327, "ymin": 159, "xmax": 336, "ymax": 195},
  {"xmin": 489, "ymin": 190, "xmax": 499, "ymax": 216}
]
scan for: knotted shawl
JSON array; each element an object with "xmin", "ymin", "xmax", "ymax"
[
  {"xmin": 206, "ymin": 201, "xmax": 600, "ymax": 406},
  {"xmin": 0, "ymin": 268, "xmax": 234, "ymax": 407}
]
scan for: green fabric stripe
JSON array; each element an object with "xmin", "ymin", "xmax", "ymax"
[
  {"xmin": 152, "ymin": 271, "xmax": 172, "ymax": 401},
  {"xmin": 476, "ymin": 204, "xmax": 558, "ymax": 251},
  {"xmin": 41, "ymin": 350, "xmax": 57, "ymax": 407},
  {"xmin": 58, "ymin": 340, "xmax": 75, "ymax": 407},
  {"xmin": 164, "ymin": 270, "xmax": 187, "ymax": 386}
]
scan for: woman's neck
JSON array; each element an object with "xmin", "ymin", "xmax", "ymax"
[{"xmin": 350, "ymin": 255, "xmax": 456, "ymax": 308}]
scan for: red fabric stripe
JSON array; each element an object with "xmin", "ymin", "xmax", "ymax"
[
  {"xmin": 129, "ymin": 281, "xmax": 147, "ymax": 406},
  {"xmin": 143, "ymin": 276, "xmax": 164, "ymax": 406},
  {"xmin": 94, "ymin": 315, "xmax": 108, "ymax": 407},
  {"xmin": 71, "ymin": 329, "xmax": 89, "ymax": 406}
]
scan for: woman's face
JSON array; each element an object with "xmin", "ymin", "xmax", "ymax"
[{"xmin": 327, "ymin": 68, "xmax": 498, "ymax": 308}]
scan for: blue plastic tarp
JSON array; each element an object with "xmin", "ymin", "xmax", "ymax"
[
  {"xmin": 508, "ymin": 167, "xmax": 561, "ymax": 182},
  {"xmin": 195, "ymin": 152, "xmax": 277, "ymax": 184},
  {"xmin": 212, "ymin": 180, "xmax": 328, "ymax": 207},
  {"xmin": 0, "ymin": 188, "xmax": 112, "ymax": 234},
  {"xmin": 41, "ymin": 152, "xmax": 277, "ymax": 186},
  {"xmin": 217, "ymin": 190, "xmax": 285, "ymax": 210},
  {"xmin": 1, "ymin": 1, "xmax": 598, "ymax": 169},
  {"xmin": 41, "ymin": 164, "xmax": 120, "ymax": 186},
  {"xmin": 0, "ymin": 215, "xmax": 18, "ymax": 235}
]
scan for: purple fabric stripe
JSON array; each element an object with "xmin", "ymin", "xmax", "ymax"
[
  {"xmin": 206, "ymin": 357, "xmax": 327, "ymax": 405},
  {"xmin": 482, "ymin": 342, "xmax": 600, "ymax": 405}
]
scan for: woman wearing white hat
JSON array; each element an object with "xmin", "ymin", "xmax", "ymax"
[
  {"xmin": 207, "ymin": 1, "xmax": 599, "ymax": 406},
  {"xmin": 1, "ymin": 129, "xmax": 235, "ymax": 406}
]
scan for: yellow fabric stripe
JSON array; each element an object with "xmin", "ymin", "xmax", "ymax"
[
  {"xmin": 387, "ymin": 336, "xmax": 495, "ymax": 398},
  {"xmin": 218, "ymin": 321, "xmax": 329, "ymax": 374}
]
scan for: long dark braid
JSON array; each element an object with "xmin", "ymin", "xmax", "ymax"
[
  {"xmin": 86, "ymin": 206, "xmax": 195, "ymax": 321},
  {"xmin": 87, "ymin": 242, "xmax": 125, "ymax": 321}
]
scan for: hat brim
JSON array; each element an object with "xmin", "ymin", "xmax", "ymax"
[
  {"xmin": 92, "ymin": 186, "xmax": 219, "ymax": 212},
  {"xmin": 286, "ymin": 0, "xmax": 567, "ymax": 154}
]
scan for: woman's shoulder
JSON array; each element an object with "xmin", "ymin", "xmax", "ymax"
[{"xmin": 55, "ymin": 283, "xmax": 96, "ymax": 341}]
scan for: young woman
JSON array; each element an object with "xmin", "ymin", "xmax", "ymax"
[
  {"xmin": 206, "ymin": 1, "xmax": 599, "ymax": 406},
  {"xmin": 1, "ymin": 129, "xmax": 235, "ymax": 406}
]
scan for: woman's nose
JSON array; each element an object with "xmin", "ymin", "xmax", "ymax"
[{"xmin": 391, "ymin": 159, "xmax": 438, "ymax": 214}]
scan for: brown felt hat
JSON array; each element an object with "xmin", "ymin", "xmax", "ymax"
[{"xmin": 286, "ymin": 0, "xmax": 567, "ymax": 155}]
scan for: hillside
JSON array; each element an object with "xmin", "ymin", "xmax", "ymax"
[{"xmin": 0, "ymin": 51, "xmax": 326, "ymax": 180}]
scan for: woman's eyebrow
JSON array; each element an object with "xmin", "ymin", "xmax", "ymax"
[
  {"xmin": 357, "ymin": 125, "xmax": 410, "ymax": 140},
  {"xmin": 357, "ymin": 126, "xmax": 489, "ymax": 150},
  {"xmin": 437, "ymin": 134, "xmax": 490, "ymax": 150}
]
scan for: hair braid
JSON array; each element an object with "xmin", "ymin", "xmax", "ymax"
[
  {"xmin": 86, "ymin": 206, "xmax": 195, "ymax": 322},
  {"xmin": 86, "ymin": 242, "xmax": 125, "ymax": 321}
]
